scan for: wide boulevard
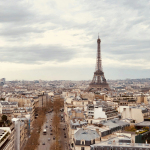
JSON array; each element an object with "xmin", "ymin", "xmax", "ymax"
[{"xmin": 37, "ymin": 111, "xmax": 69, "ymax": 150}]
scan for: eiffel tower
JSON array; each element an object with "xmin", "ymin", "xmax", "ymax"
[{"xmin": 89, "ymin": 36, "xmax": 110, "ymax": 91}]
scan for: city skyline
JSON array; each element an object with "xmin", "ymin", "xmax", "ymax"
[{"xmin": 0, "ymin": 0, "xmax": 150, "ymax": 80}]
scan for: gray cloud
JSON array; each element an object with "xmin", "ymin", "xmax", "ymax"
[
  {"xmin": 0, "ymin": 1, "xmax": 34, "ymax": 23},
  {"xmin": 0, "ymin": 45, "xmax": 77, "ymax": 64},
  {"xmin": 0, "ymin": 0, "xmax": 150, "ymax": 80},
  {"xmin": 0, "ymin": 26, "xmax": 45, "ymax": 38}
]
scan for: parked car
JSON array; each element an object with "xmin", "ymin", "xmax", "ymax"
[
  {"xmin": 42, "ymin": 142, "xmax": 45, "ymax": 145},
  {"xmin": 48, "ymin": 138, "xmax": 50, "ymax": 141}
]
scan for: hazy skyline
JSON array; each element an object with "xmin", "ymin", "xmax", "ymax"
[{"xmin": 0, "ymin": 0, "xmax": 150, "ymax": 80}]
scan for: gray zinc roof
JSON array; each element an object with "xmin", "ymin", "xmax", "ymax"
[
  {"xmin": 112, "ymin": 119, "xmax": 130, "ymax": 126},
  {"xmin": 135, "ymin": 121, "xmax": 150, "ymax": 127},
  {"xmin": 102, "ymin": 120, "xmax": 120, "ymax": 129},
  {"xmin": 0, "ymin": 101, "xmax": 18, "ymax": 105},
  {"xmin": 74, "ymin": 128, "xmax": 100, "ymax": 141}
]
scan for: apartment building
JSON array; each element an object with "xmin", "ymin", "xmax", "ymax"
[
  {"xmin": 20, "ymin": 122, "xmax": 27, "ymax": 150},
  {"xmin": 12, "ymin": 118, "xmax": 20, "ymax": 150},
  {"xmin": 6, "ymin": 96, "xmax": 32, "ymax": 107},
  {"xmin": 90, "ymin": 136, "xmax": 150, "ymax": 150},
  {"xmin": 73, "ymin": 128, "xmax": 100, "ymax": 150},
  {"xmin": 122, "ymin": 107, "xmax": 150, "ymax": 123},
  {"xmin": 87, "ymin": 102, "xmax": 118, "ymax": 120},
  {"xmin": 13, "ymin": 107, "xmax": 27, "ymax": 117},
  {"xmin": 0, "ymin": 123, "xmax": 15, "ymax": 150},
  {"xmin": 113, "ymin": 96, "xmax": 137, "ymax": 106},
  {"xmin": 0, "ymin": 101, "xmax": 18, "ymax": 119}
]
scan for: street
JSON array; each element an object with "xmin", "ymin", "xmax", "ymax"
[
  {"xmin": 37, "ymin": 110, "xmax": 69, "ymax": 150},
  {"xmin": 59, "ymin": 116, "xmax": 69, "ymax": 150},
  {"xmin": 37, "ymin": 111, "xmax": 54, "ymax": 150}
]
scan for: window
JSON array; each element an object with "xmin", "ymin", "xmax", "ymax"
[{"xmin": 81, "ymin": 147, "xmax": 84, "ymax": 150}]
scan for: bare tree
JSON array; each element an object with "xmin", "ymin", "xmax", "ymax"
[
  {"xmin": 50, "ymin": 97, "xmax": 65, "ymax": 150},
  {"xmin": 24, "ymin": 106, "xmax": 47, "ymax": 150}
]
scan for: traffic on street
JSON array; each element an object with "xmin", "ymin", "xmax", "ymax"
[{"xmin": 37, "ymin": 108, "xmax": 69, "ymax": 150}]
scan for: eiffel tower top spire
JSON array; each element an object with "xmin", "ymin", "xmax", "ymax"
[{"xmin": 96, "ymin": 35, "xmax": 102, "ymax": 71}]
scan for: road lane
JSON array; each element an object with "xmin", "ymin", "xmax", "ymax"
[
  {"xmin": 37, "ymin": 110, "xmax": 70, "ymax": 150},
  {"xmin": 37, "ymin": 112, "xmax": 54, "ymax": 150}
]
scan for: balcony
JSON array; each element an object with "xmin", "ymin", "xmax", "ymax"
[{"xmin": 0, "ymin": 132, "xmax": 10, "ymax": 148}]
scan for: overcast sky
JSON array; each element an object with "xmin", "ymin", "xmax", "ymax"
[{"xmin": 0, "ymin": 0, "xmax": 150, "ymax": 81}]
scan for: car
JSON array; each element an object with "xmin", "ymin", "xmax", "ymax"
[
  {"xmin": 63, "ymin": 128, "xmax": 65, "ymax": 130},
  {"xmin": 50, "ymin": 133, "xmax": 53, "ymax": 135},
  {"xmin": 48, "ymin": 138, "xmax": 50, "ymax": 141},
  {"xmin": 53, "ymin": 137, "xmax": 55, "ymax": 140},
  {"xmin": 42, "ymin": 142, "xmax": 45, "ymax": 145},
  {"xmin": 64, "ymin": 136, "xmax": 66, "ymax": 138}
]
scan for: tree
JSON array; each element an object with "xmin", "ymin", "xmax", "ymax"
[
  {"xmin": 1, "ymin": 115, "xmax": 7, "ymax": 122},
  {"xmin": 24, "ymin": 107, "xmax": 46, "ymax": 150},
  {"xmin": 53, "ymin": 97, "xmax": 64, "ymax": 114},
  {"xmin": 125, "ymin": 125, "xmax": 136, "ymax": 132},
  {"xmin": 52, "ymin": 114, "xmax": 60, "ymax": 137},
  {"xmin": 50, "ymin": 96, "xmax": 65, "ymax": 150},
  {"xmin": 50, "ymin": 141, "xmax": 61, "ymax": 150}
]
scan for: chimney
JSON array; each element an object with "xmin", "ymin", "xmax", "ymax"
[
  {"xmin": 82, "ymin": 126, "xmax": 87, "ymax": 130},
  {"xmin": 96, "ymin": 129, "xmax": 99, "ymax": 135}
]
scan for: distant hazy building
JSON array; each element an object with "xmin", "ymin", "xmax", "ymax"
[{"xmin": 0, "ymin": 78, "xmax": 5, "ymax": 85}]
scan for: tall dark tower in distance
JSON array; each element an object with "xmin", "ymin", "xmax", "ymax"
[{"xmin": 89, "ymin": 36, "xmax": 110, "ymax": 91}]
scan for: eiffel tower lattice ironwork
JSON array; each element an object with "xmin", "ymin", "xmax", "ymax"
[{"xmin": 89, "ymin": 36, "xmax": 110, "ymax": 91}]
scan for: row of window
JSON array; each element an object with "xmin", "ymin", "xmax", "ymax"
[{"xmin": 91, "ymin": 147, "xmax": 150, "ymax": 150}]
